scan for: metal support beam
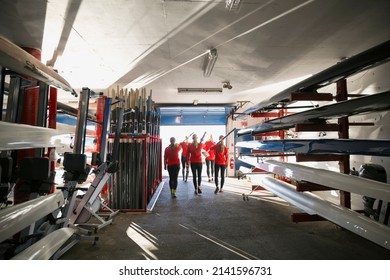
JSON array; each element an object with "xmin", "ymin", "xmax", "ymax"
[
  {"xmin": 296, "ymin": 181, "xmax": 334, "ymax": 192},
  {"xmin": 296, "ymin": 154, "xmax": 346, "ymax": 162},
  {"xmin": 0, "ymin": 68, "xmax": 5, "ymax": 121},
  {"xmin": 5, "ymin": 75, "xmax": 21, "ymax": 123},
  {"xmin": 73, "ymin": 88, "xmax": 90, "ymax": 154},
  {"xmin": 337, "ymin": 79, "xmax": 351, "ymax": 209},
  {"xmin": 295, "ymin": 123, "xmax": 340, "ymax": 132},
  {"xmin": 290, "ymin": 92, "xmax": 333, "ymax": 101},
  {"xmin": 99, "ymin": 97, "xmax": 112, "ymax": 162}
]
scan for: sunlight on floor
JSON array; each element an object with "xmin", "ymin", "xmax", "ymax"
[{"xmin": 126, "ymin": 222, "xmax": 159, "ymax": 260}]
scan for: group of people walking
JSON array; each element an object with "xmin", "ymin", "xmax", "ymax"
[{"xmin": 163, "ymin": 133, "xmax": 228, "ymax": 198}]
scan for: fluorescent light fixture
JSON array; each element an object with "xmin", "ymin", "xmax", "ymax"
[
  {"xmin": 178, "ymin": 88, "xmax": 223, "ymax": 95},
  {"xmin": 225, "ymin": 0, "xmax": 242, "ymax": 11},
  {"xmin": 203, "ymin": 49, "xmax": 218, "ymax": 77}
]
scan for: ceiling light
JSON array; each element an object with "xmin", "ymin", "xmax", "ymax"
[
  {"xmin": 203, "ymin": 49, "xmax": 218, "ymax": 77},
  {"xmin": 225, "ymin": 0, "xmax": 242, "ymax": 11},
  {"xmin": 178, "ymin": 88, "xmax": 223, "ymax": 95}
]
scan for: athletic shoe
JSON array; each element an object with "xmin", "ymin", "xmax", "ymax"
[
  {"xmin": 219, "ymin": 188, "xmax": 223, "ymax": 192},
  {"xmin": 214, "ymin": 187, "xmax": 219, "ymax": 194},
  {"xmin": 198, "ymin": 187, "xmax": 202, "ymax": 194},
  {"xmin": 194, "ymin": 188, "xmax": 198, "ymax": 195}
]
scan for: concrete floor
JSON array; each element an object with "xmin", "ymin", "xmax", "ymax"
[{"xmin": 60, "ymin": 176, "xmax": 390, "ymax": 260}]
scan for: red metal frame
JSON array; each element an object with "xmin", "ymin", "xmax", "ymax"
[
  {"xmin": 296, "ymin": 181, "xmax": 334, "ymax": 192},
  {"xmin": 295, "ymin": 123, "xmax": 339, "ymax": 132},
  {"xmin": 336, "ymin": 79, "xmax": 351, "ymax": 209},
  {"xmin": 95, "ymin": 96, "xmax": 105, "ymax": 153},
  {"xmin": 290, "ymin": 92, "xmax": 333, "ymax": 101},
  {"xmin": 296, "ymin": 154, "xmax": 346, "ymax": 162}
]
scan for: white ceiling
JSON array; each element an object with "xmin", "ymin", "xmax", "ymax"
[{"xmin": 1, "ymin": 0, "xmax": 390, "ymax": 108}]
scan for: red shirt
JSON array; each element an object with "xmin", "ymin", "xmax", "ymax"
[
  {"xmin": 210, "ymin": 144, "xmax": 228, "ymax": 165},
  {"xmin": 187, "ymin": 142, "xmax": 204, "ymax": 163},
  {"xmin": 204, "ymin": 140, "xmax": 216, "ymax": 160},
  {"xmin": 180, "ymin": 141, "xmax": 189, "ymax": 157},
  {"xmin": 164, "ymin": 144, "xmax": 182, "ymax": 165}
]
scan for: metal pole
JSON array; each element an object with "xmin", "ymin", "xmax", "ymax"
[
  {"xmin": 0, "ymin": 68, "xmax": 5, "ymax": 121},
  {"xmin": 99, "ymin": 97, "xmax": 112, "ymax": 162},
  {"xmin": 35, "ymin": 83, "xmax": 49, "ymax": 157},
  {"xmin": 73, "ymin": 87, "xmax": 90, "ymax": 154},
  {"xmin": 4, "ymin": 76, "xmax": 21, "ymax": 122}
]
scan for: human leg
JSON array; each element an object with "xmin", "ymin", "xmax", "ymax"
[
  {"xmin": 181, "ymin": 156, "xmax": 186, "ymax": 180},
  {"xmin": 214, "ymin": 164, "xmax": 220, "ymax": 194},
  {"xmin": 190, "ymin": 163, "xmax": 198, "ymax": 193},
  {"xmin": 172, "ymin": 164, "xmax": 180, "ymax": 197},
  {"xmin": 185, "ymin": 162, "xmax": 189, "ymax": 181},
  {"xmin": 196, "ymin": 163, "xmax": 203, "ymax": 193},
  {"xmin": 206, "ymin": 159, "xmax": 211, "ymax": 181},
  {"xmin": 167, "ymin": 165, "xmax": 174, "ymax": 197},
  {"xmin": 220, "ymin": 165, "xmax": 226, "ymax": 192},
  {"xmin": 211, "ymin": 160, "xmax": 215, "ymax": 180}
]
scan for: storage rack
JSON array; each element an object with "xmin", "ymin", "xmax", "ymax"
[
  {"xmin": 235, "ymin": 40, "xmax": 390, "ymax": 232},
  {"xmin": 106, "ymin": 87, "xmax": 162, "ymax": 212}
]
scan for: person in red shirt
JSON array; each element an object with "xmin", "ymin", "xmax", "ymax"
[
  {"xmin": 180, "ymin": 136, "xmax": 190, "ymax": 182},
  {"xmin": 209, "ymin": 135, "xmax": 229, "ymax": 194},
  {"xmin": 204, "ymin": 134, "xmax": 216, "ymax": 182},
  {"xmin": 187, "ymin": 133, "xmax": 205, "ymax": 195},
  {"xmin": 164, "ymin": 137, "xmax": 182, "ymax": 198}
]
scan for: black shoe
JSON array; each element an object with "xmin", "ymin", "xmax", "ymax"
[
  {"xmin": 198, "ymin": 187, "xmax": 202, "ymax": 194},
  {"xmin": 194, "ymin": 188, "xmax": 198, "ymax": 195},
  {"xmin": 214, "ymin": 187, "xmax": 219, "ymax": 194},
  {"xmin": 219, "ymin": 188, "xmax": 223, "ymax": 192}
]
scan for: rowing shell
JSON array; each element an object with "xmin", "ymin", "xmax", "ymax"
[
  {"xmin": 235, "ymin": 139, "xmax": 390, "ymax": 157},
  {"xmin": 11, "ymin": 228, "xmax": 77, "ymax": 260},
  {"xmin": 0, "ymin": 191, "xmax": 65, "ymax": 243},
  {"xmin": 0, "ymin": 121, "xmax": 64, "ymax": 150},
  {"xmin": 0, "ymin": 35, "xmax": 75, "ymax": 94},
  {"xmin": 260, "ymin": 176, "xmax": 390, "ymax": 250},
  {"xmin": 238, "ymin": 90, "xmax": 390, "ymax": 136},
  {"xmin": 238, "ymin": 157, "xmax": 390, "ymax": 201}
]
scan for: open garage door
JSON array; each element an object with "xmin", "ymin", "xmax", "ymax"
[{"xmin": 159, "ymin": 106, "xmax": 232, "ymax": 126}]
